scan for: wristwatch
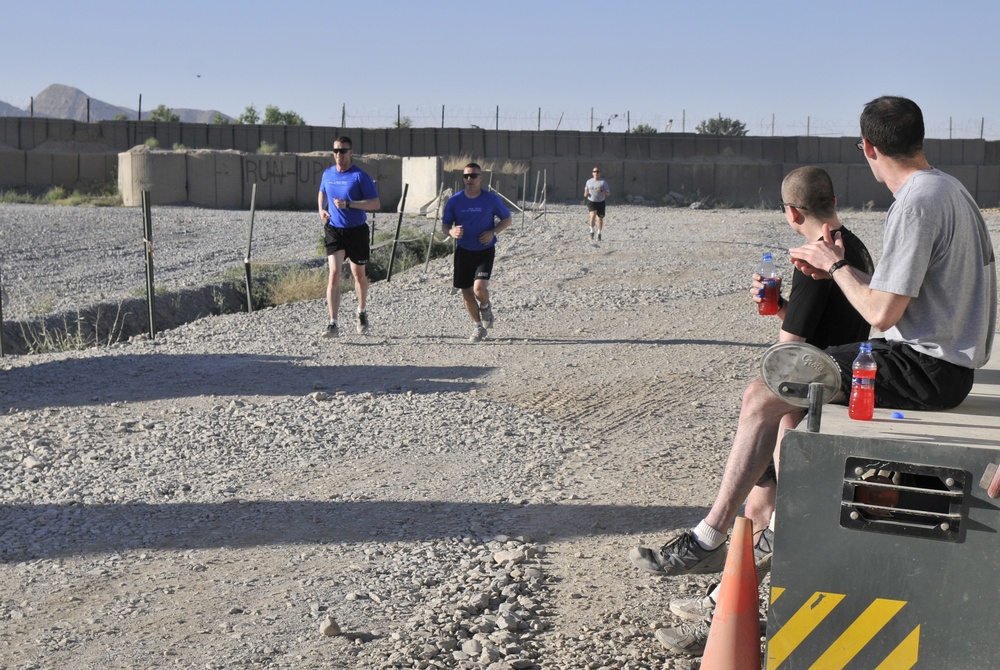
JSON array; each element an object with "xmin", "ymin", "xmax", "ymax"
[{"xmin": 828, "ymin": 259, "xmax": 850, "ymax": 276}]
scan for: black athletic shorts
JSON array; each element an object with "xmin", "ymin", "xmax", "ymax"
[
  {"xmin": 453, "ymin": 246, "xmax": 495, "ymax": 289},
  {"xmin": 825, "ymin": 338, "xmax": 975, "ymax": 411},
  {"xmin": 324, "ymin": 224, "xmax": 370, "ymax": 265},
  {"xmin": 757, "ymin": 460, "xmax": 777, "ymax": 486},
  {"xmin": 586, "ymin": 200, "xmax": 606, "ymax": 217}
]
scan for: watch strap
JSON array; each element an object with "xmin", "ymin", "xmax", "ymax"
[{"xmin": 828, "ymin": 259, "xmax": 850, "ymax": 276}]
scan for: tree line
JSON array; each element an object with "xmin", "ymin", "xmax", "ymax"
[
  {"xmin": 118, "ymin": 105, "xmax": 749, "ymax": 135},
  {"xmin": 114, "ymin": 104, "xmax": 306, "ymax": 126}
]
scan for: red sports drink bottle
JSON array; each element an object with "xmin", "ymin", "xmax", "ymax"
[
  {"xmin": 849, "ymin": 341, "xmax": 877, "ymax": 420},
  {"xmin": 757, "ymin": 252, "xmax": 782, "ymax": 316}
]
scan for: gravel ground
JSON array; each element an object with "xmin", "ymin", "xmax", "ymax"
[{"xmin": 0, "ymin": 201, "xmax": 997, "ymax": 669}]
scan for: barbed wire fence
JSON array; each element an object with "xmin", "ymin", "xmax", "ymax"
[{"xmin": 334, "ymin": 105, "xmax": 1000, "ymax": 140}]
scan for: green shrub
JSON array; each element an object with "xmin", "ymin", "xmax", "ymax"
[
  {"xmin": 696, "ymin": 115, "xmax": 748, "ymax": 136},
  {"xmin": 148, "ymin": 104, "xmax": 180, "ymax": 122},
  {"xmin": 238, "ymin": 104, "xmax": 260, "ymax": 124},
  {"xmin": 0, "ymin": 184, "xmax": 121, "ymax": 207},
  {"xmin": 263, "ymin": 105, "xmax": 306, "ymax": 126}
]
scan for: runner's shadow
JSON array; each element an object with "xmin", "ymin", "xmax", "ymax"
[
  {"xmin": 0, "ymin": 353, "xmax": 494, "ymax": 410},
  {"xmin": 415, "ymin": 335, "xmax": 771, "ymax": 348}
]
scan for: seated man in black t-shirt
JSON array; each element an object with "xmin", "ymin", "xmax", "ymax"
[
  {"xmin": 649, "ymin": 166, "xmax": 874, "ymax": 657},
  {"xmin": 744, "ymin": 165, "xmax": 874, "ymax": 531}
]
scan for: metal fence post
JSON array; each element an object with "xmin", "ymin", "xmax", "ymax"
[
  {"xmin": 386, "ymin": 183, "xmax": 409, "ymax": 282},
  {"xmin": 0, "ymin": 263, "xmax": 5, "ymax": 357},
  {"xmin": 244, "ymin": 183, "xmax": 258, "ymax": 313},
  {"xmin": 425, "ymin": 183, "xmax": 444, "ymax": 271},
  {"xmin": 141, "ymin": 190, "xmax": 157, "ymax": 339}
]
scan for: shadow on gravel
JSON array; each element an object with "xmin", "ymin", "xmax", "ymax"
[
  {"xmin": 0, "ymin": 353, "xmax": 493, "ymax": 409},
  {"xmin": 416, "ymin": 335, "xmax": 772, "ymax": 348},
  {"xmin": 0, "ymin": 500, "xmax": 709, "ymax": 562},
  {"xmin": 499, "ymin": 337, "xmax": 771, "ymax": 348},
  {"xmin": 0, "ymin": 283, "xmax": 252, "ymax": 356}
]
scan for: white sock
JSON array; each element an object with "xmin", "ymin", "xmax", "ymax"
[
  {"xmin": 358, "ymin": 308, "xmax": 366, "ymax": 314},
  {"xmin": 692, "ymin": 520, "xmax": 727, "ymax": 551},
  {"xmin": 707, "ymin": 582, "xmax": 720, "ymax": 603},
  {"xmin": 330, "ymin": 319, "xmax": 338, "ymax": 326}
]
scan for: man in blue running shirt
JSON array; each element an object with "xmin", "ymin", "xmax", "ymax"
[
  {"xmin": 442, "ymin": 162, "xmax": 512, "ymax": 342},
  {"xmin": 317, "ymin": 136, "xmax": 380, "ymax": 338}
]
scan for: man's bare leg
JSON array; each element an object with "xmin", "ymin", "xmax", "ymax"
[
  {"xmin": 743, "ymin": 410, "xmax": 802, "ymax": 533},
  {"xmin": 629, "ymin": 378, "xmax": 796, "ymax": 575},
  {"xmin": 323, "ymin": 251, "xmax": 346, "ymax": 338}
]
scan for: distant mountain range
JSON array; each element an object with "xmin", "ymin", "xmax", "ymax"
[{"xmin": 0, "ymin": 84, "xmax": 232, "ymax": 123}]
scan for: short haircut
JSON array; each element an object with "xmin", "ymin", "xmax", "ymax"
[
  {"xmin": 334, "ymin": 136, "xmax": 353, "ymax": 148},
  {"xmin": 465, "ymin": 162, "xmax": 482, "ymax": 172},
  {"xmin": 782, "ymin": 166, "xmax": 836, "ymax": 219},
  {"xmin": 860, "ymin": 96, "xmax": 924, "ymax": 158}
]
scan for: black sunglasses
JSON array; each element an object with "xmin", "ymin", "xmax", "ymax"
[
  {"xmin": 463, "ymin": 173, "xmax": 481, "ymax": 179},
  {"xmin": 856, "ymin": 140, "xmax": 864, "ymax": 151},
  {"xmin": 333, "ymin": 148, "xmax": 351, "ymax": 154},
  {"xmin": 779, "ymin": 202, "xmax": 808, "ymax": 212}
]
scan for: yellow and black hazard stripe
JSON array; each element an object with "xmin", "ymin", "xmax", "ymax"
[{"xmin": 766, "ymin": 587, "xmax": 920, "ymax": 669}]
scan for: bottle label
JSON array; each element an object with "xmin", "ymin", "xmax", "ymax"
[{"xmin": 758, "ymin": 277, "xmax": 782, "ymax": 315}]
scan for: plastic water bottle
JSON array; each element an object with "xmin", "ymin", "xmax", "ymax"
[
  {"xmin": 849, "ymin": 341, "xmax": 877, "ymax": 420},
  {"xmin": 757, "ymin": 252, "xmax": 782, "ymax": 316}
]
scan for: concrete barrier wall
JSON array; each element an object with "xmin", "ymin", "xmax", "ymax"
[
  {"xmin": 26, "ymin": 153, "xmax": 53, "ymax": 188},
  {"xmin": 5, "ymin": 116, "xmax": 1000, "ymax": 162},
  {"xmin": 402, "ymin": 157, "xmax": 443, "ymax": 215},
  {"xmin": 6, "ymin": 117, "xmax": 1000, "ymax": 208},
  {"xmin": 186, "ymin": 151, "xmax": 243, "ymax": 209},
  {"xmin": 119, "ymin": 151, "xmax": 188, "ymax": 205},
  {"xmin": 978, "ymin": 165, "xmax": 1000, "ymax": 206},
  {"xmin": 0, "ymin": 150, "xmax": 25, "ymax": 185},
  {"xmin": 117, "ymin": 150, "xmax": 407, "ymax": 210},
  {"xmin": 79, "ymin": 153, "xmax": 115, "ymax": 185}
]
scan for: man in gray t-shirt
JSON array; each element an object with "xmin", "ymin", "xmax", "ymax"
[
  {"xmin": 583, "ymin": 166, "xmax": 610, "ymax": 240},
  {"xmin": 792, "ymin": 97, "xmax": 995, "ymax": 409},
  {"xmin": 871, "ymin": 168, "xmax": 995, "ymax": 368}
]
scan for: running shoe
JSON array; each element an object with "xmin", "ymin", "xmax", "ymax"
[
  {"xmin": 469, "ymin": 324, "xmax": 487, "ymax": 342},
  {"xmin": 629, "ymin": 530, "xmax": 727, "ymax": 576},
  {"xmin": 479, "ymin": 304, "xmax": 494, "ymax": 328},
  {"xmin": 669, "ymin": 582, "xmax": 719, "ymax": 622},
  {"xmin": 654, "ymin": 621, "xmax": 708, "ymax": 657}
]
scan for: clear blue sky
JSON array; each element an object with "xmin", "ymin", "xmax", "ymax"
[{"xmin": 4, "ymin": 0, "xmax": 1000, "ymax": 138}]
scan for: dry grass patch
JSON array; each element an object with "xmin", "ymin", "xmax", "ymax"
[{"xmin": 264, "ymin": 266, "xmax": 327, "ymax": 306}]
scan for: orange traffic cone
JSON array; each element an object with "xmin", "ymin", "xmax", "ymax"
[{"xmin": 701, "ymin": 516, "xmax": 761, "ymax": 669}]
